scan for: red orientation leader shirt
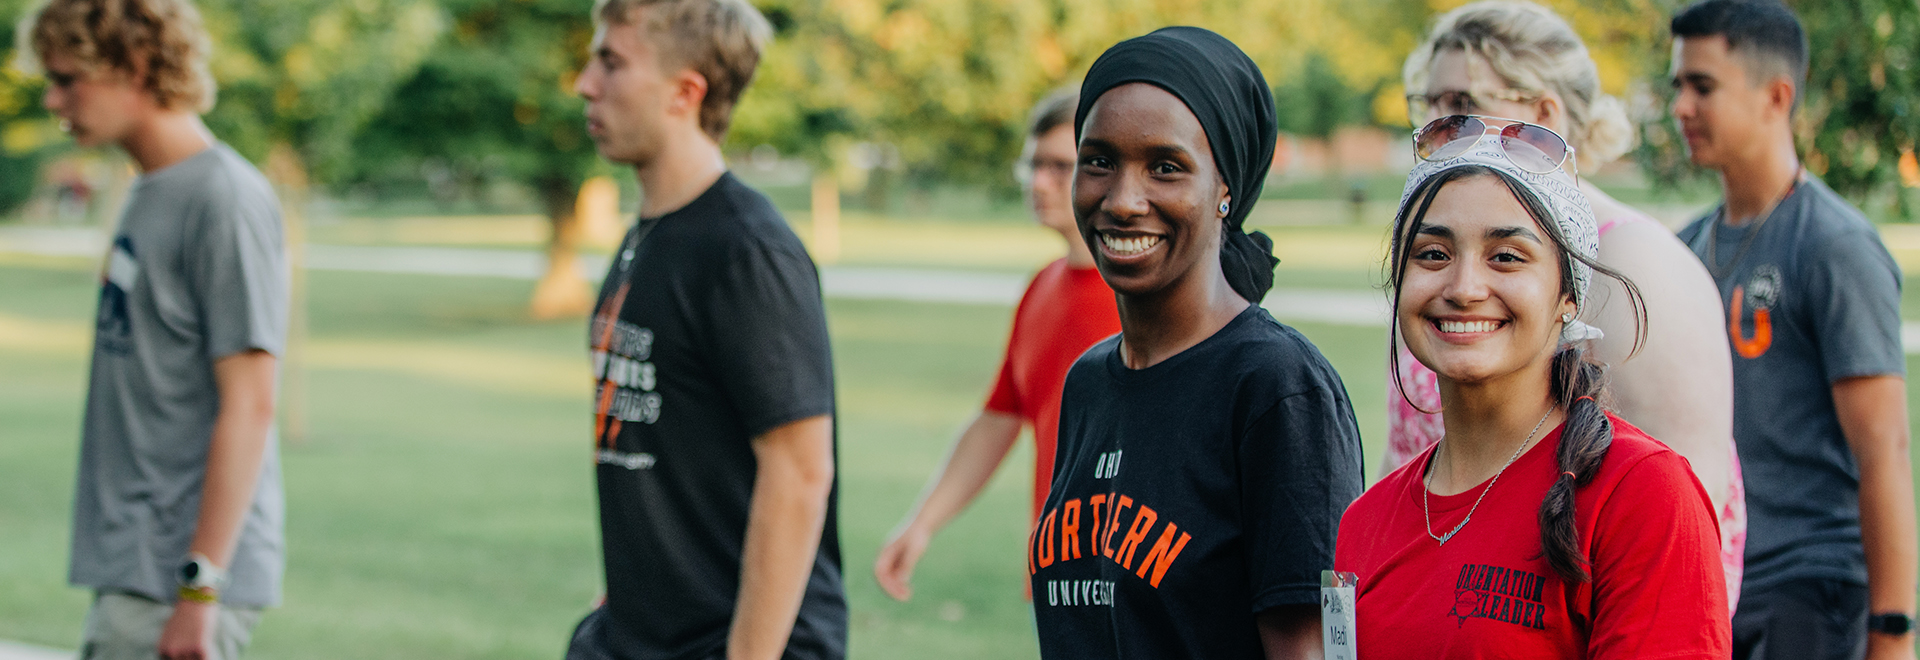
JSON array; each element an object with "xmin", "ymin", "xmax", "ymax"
[
  {"xmin": 985, "ymin": 259, "xmax": 1121, "ymax": 522},
  {"xmin": 1335, "ymin": 413, "xmax": 1730, "ymax": 659}
]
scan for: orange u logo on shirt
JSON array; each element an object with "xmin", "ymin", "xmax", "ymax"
[{"xmin": 1728, "ymin": 285, "xmax": 1772, "ymax": 359}]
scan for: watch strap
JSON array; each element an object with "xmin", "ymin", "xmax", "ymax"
[{"xmin": 1868, "ymin": 612, "xmax": 1914, "ymax": 635}]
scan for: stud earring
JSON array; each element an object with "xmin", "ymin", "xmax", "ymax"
[
  {"xmin": 1561, "ymin": 312, "xmax": 1573, "ymax": 323},
  {"xmin": 1219, "ymin": 200, "xmax": 1230, "ymax": 215}
]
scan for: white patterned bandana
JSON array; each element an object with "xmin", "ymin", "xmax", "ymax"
[{"xmin": 1395, "ymin": 138, "xmax": 1604, "ymax": 344}]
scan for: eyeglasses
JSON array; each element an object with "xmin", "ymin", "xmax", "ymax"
[
  {"xmin": 1013, "ymin": 156, "xmax": 1074, "ymax": 185},
  {"xmin": 1405, "ymin": 89, "xmax": 1540, "ymax": 124},
  {"xmin": 1412, "ymin": 114, "xmax": 1576, "ymax": 175}
]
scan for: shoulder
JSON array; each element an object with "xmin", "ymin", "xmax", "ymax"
[
  {"xmin": 1675, "ymin": 210, "xmax": 1717, "ymax": 244},
  {"xmin": 1591, "ymin": 414, "xmax": 1701, "ymax": 498},
  {"xmin": 679, "ymin": 175, "xmax": 812, "ymax": 263},
  {"xmin": 1061, "ymin": 334, "xmax": 1122, "ymax": 392},
  {"xmin": 1792, "ymin": 180, "xmax": 1880, "ymax": 247},
  {"xmin": 1340, "ymin": 450, "xmax": 1417, "ymax": 535},
  {"xmin": 181, "ymin": 147, "xmax": 280, "ymax": 222},
  {"xmin": 1784, "ymin": 182, "xmax": 1897, "ymax": 276},
  {"xmin": 1599, "ymin": 215, "xmax": 1708, "ymax": 273},
  {"xmin": 1222, "ymin": 310, "xmax": 1348, "ymax": 399},
  {"xmin": 1800, "ymin": 178, "xmax": 1875, "ymax": 229},
  {"xmin": 1015, "ymin": 259, "xmax": 1072, "ymax": 308},
  {"xmin": 1593, "ymin": 212, "xmax": 1720, "ymax": 312}
]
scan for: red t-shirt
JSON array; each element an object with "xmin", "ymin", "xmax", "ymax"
[
  {"xmin": 1335, "ymin": 413, "xmax": 1729, "ymax": 660},
  {"xmin": 985, "ymin": 259, "xmax": 1121, "ymax": 521}
]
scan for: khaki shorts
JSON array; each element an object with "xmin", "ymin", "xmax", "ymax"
[{"xmin": 80, "ymin": 591, "xmax": 263, "ymax": 660}]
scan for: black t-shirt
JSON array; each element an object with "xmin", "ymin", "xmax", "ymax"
[
  {"xmin": 584, "ymin": 173, "xmax": 845, "ymax": 660},
  {"xmin": 1030, "ymin": 305, "xmax": 1365, "ymax": 660}
]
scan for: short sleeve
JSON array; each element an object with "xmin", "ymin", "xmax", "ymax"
[
  {"xmin": 190, "ymin": 182, "xmax": 288, "ymax": 360},
  {"xmin": 1242, "ymin": 384, "xmax": 1366, "ymax": 612},
  {"xmin": 701, "ymin": 236, "xmax": 836, "ymax": 438},
  {"xmin": 1806, "ymin": 230, "xmax": 1905, "ymax": 382},
  {"xmin": 983, "ymin": 351, "xmax": 1021, "ymax": 415},
  {"xmin": 1588, "ymin": 453, "xmax": 1730, "ymax": 659}
]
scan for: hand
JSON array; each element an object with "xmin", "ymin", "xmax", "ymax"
[
  {"xmin": 874, "ymin": 525, "xmax": 931, "ymax": 602},
  {"xmin": 1868, "ymin": 633, "xmax": 1917, "ymax": 660},
  {"xmin": 157, "ymin": 600, "xmax": 216, "ymax": 660}
]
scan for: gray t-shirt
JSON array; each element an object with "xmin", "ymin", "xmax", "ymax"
[
  {"xmin": 70, "ymin": 144, "xmax": 289, "ymax": 608},
  {"xmin": 1678, "ymin": 176, "xmax": 1904, "ymax": 595}
]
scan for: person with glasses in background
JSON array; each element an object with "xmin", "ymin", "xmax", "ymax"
[
  {"xmin": 874, "ymin": 89, "xmax": 1122, "ymax": 602},
  {"xmin": 1336, "ymin": 117, "xmax": 1729, "ymax": 659},
  {"xmin": 1388, "ymin": 0, "xmax": 1745, "ymax": 613},
  {"xmin": 1669, "ymin": 2, "xmax": 1916, "ymax": 658}
]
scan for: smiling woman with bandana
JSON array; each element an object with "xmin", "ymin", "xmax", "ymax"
[
  {"xmin": 1333, "ymin": 129, "xmax": 1729, "ymax": 659},
  {"xmin": 1025, "ymin": 27, "xmax": 1365, "ymax": 660}
]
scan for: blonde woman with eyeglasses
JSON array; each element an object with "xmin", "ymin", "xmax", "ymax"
[{"xmin": 1386, "ymin": 0, "xmax": 1744, "ymax": 613}]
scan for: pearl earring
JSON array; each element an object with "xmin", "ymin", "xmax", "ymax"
[
  {"xmin": 1219, "ymin": 200, "xmax": 1230, "ymax": 215},
  {"xmin": 1561, "ymin": 312, "xmax": 1573, "ymax": 323}
]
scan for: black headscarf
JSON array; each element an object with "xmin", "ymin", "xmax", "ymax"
[{"xmin": 1074, "ymin": 26, "xmax": 1280, "ymax": 304}]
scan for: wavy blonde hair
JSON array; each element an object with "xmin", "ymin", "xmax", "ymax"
[
  {"xmin": 15, "ymin": 0, "xmax": 215, "ymax": 113},
  {"xmin": 1404, "ymin": 1, "xmax": 1633, "ymax": 171}
]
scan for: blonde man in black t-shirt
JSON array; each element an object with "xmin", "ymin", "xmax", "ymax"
[{"xmin": 566, "ymin": 2, "xmax": 845, "ymax": 659}]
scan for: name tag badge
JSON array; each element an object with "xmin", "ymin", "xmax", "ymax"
[{"xmin": 1321, "ymin": 570, "xmax": 1359, "ymax": 660}]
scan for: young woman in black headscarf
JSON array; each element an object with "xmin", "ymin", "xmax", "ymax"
[{"xmin": 1026, "ymin": 27, "xmax": 1365, "ymax": 660}]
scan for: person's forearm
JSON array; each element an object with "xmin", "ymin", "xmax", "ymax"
[
  {"xmin": 897, "ymin": 411, "xmax": 1022, "ymax": 537},
  {"xmin": 1256, "ymin": 605, "xmax": 1322, "ymax": 660},
  {"xmin": 1859, "ymin": 454, "xmax": 1918, "ymax": 616},
  {"xmin": 730, "ymin": 417, "xmax": 835, "ymax": 660},
  {"xmin": 192, "ymin": 351, "xmax": 277, "ymax": 568},
  {"xmin": 1833, "ymin": 376, "xmax": 1918, "ymax": 657}
]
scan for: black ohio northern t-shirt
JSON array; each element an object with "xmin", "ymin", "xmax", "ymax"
[
  {"xmin": 587, "ymin": 173, "xmax": 845, "ymax": 660},
  {"xmin": 1030, "ymin": 305, "xmax": 1365, "ymax": 660}
]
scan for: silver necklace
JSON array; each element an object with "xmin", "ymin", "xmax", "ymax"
[
  {"xmin": 1704, "ymin": 167, "xmax": 1802, "ymax": 279},
  {"xmin": 1423, "ymin": 408, "xmax": 1554, "ymax": 545}
]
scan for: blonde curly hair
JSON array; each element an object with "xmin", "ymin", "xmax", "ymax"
[
  {"xmin": 1404, "ymin": 1, "xmax": 1634, "ymax": 172},
  {"xmin": 15, "ymin": 0, "xmax": 216, "ymax": 113}
]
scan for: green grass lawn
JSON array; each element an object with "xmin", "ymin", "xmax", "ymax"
[
  {"xmin": 0, "ymin": 255, "xmax": 1386, "ymax": 659},
  {"xmin": 0, "ymin": 252, "xmax": 1912, "ymax": 658}
]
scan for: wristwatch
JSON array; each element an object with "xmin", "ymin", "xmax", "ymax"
[
  {"xmin": 177, "ymin": 553, "xmax": 228, "ymax": 591},
  {"xmin": 1868, "ymin": 612, "xmax": 1914, "ymax": 636}
]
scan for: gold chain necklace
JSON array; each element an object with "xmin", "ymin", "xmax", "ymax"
[{"xmin": 1423, "ymin": 408, "xmax": 1554, "ymax": 545}]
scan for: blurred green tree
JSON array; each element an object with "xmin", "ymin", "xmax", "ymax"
[
  {"xmin": 734, "ymin": 0, "xmax": 1420, "ymax": 203},
  {"xmin": 352, "ymin": 0, "xmax": 603, "ymax": 317},
  {"xmin": 0, "ymin": 0, "xmax": 60, "ymax": 216},
  {"xmin": 195, "ymin": 0, "xmax": 445, "ymax": 184},
  {"xmin": 1634, "ymin": 0, "xmax": 1920, "ymax": 218},
  {"xmin": 0, "ymin": 0, "xmax": 442, "ymax": 216}
]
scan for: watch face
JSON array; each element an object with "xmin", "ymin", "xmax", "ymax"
[{"xmin": 182, "ymin": 562, "xmax": 200, "ymax": 581}]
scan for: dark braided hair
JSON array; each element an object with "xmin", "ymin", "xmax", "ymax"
[{"xmin": 1386, "ymin": 165, "xmax": 1646, "ymax": 583}]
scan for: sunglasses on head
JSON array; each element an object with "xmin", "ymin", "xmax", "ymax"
[{"xmin": 1412, "ymin": 115, "xmax": 1576, "ymax": 176}]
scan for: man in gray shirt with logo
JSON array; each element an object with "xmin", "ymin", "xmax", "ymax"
[
  {"xmin": 1670, "ymin": 2, "xmax": 1917, "ymax": 659},
  {"xmin": 19, "ymin": 1, "xmax": 288, "ymax": 658}
]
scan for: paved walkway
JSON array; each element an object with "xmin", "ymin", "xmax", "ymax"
[
  {"xmin": 12, "ymin": 225, "xmax": 1920, "ymax": 340},
  {"xmin": 0, "ymin": 640, "xmax": 70, "ymax": 660},
  {"xmin": 0, "ymin": 227, "xmax": 1388, "ymax": 325}
]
